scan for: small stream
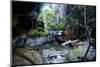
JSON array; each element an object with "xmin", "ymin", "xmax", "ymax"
[{"xmin": 12, "ymin": 36, "xmax": 96, "ymax": 64}]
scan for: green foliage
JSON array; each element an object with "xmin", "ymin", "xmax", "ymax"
[
  {"xmin": 47, "ymin": 22, "xmax": 65, "ymax": 29},
  {"xmin": 39, "ymin": 9, "xmax": 55, "ymax": 21},
  {"xmin": 39, "ymin": 6, "xmax": 66, "ymax": 30},
  {"xmin": 28, "ymin": 27, "xmax": 48, "ymax": 36}
]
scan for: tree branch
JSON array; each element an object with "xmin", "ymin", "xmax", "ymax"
[{"xmin": 81, "ymin": 6, "xmax": 92, "ymax": 61}]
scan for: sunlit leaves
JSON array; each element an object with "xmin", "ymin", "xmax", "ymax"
[
  {"xmin": 39, "ymin": 4, "xmax": 66, "ymax": 30},
  {"xmin": 39, "ymin": 9, "xmax": 55, "ymax": 21},
  {"xmin": 47, "ymin": 22, "xmax": 65, "ymax": 29}
]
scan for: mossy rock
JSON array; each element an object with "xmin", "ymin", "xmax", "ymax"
[
  {"xmin": 70, "ymin": 48, "xmax": 85, "ymax": 57},
  {"xmin": 28, "ymin": 28, "xmax": 48, "ymax": 36},
  {"xmin": 13, "ymin": 46, "xmax": 43, "ymax": 65}
]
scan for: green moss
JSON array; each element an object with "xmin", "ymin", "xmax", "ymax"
[
  {"xmin": 28, "ymin": 27, "xmax": 48, "ymax": 36},
  {"xmin": 15, "ymin": 46, "xmax": 42, "ymax": 64},
  {"xmin": 71, "ymin": 48, "xmax": 85, "ymax": 57}
]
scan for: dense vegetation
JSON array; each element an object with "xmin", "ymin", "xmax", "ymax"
[{"xmin": 12, "ymin": 1, "xmax": 96, "ymax": 66}]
